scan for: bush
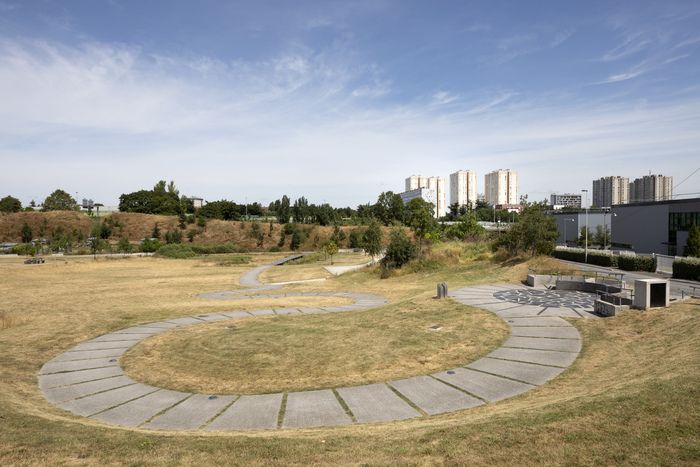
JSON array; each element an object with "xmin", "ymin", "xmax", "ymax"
[
  {"xmin": 140, "ymin": 238, "xmax": 162, "ymax": 253},
  {"xmin": 268, "ymin": 245, "xmax": 281, "ymax": 252},
  {"xmin": 617, "ymin": 255, "xmax": 655, "ymax": 272},
  {"xmin": 673, "ymin": 258, "xmax": 700, "ymax": 281},
  {"xmin": 155, "ymin": 243, "xmax": 196, "ymax": 259},
  {"xmin": 552, "ymin": 248, "xmax": 618, "ymax": 267},
  {"xmin": 382, "ymin": 229, "xmax": 416, "ymax": 269},
  {"xmin": 11, "ymin": 243, "xmax": 36, "ymax": 256},
  {"xmin": 164, "ymin": 230, "xmax": 182, "ymax": 244},
  {"xmin": 117, "ymin": 237, "xmax": 132, "ymax": 253}
]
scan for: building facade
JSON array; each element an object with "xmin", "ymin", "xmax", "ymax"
[
  {"xmin": 398, "ymin": 187, "xmax": 440, "ymax": 218},
  {"xmin": 404, "ymin": 175, "xmax": 446, "ymax": 218},
  {"xmin": 550, "ymin": 193, "xmax": 582, "ymax": 209},
  {"xmin": 611, "ymin": 198, "xmax": 699, "ymax": 255},
  {"xmin": 449, "ymin": 170, "xmax": 477, "ymax": 210},
  {"xmin": 484, "ymin": 169, "xmax": 517, "ymax": 206},
  {"xmin": 629, "ymin": 175, "xmax": 673, "ymax": 203},
  {"xmin": 551, "ymin": 211, "xmax": 607, "ymax": 245},
  {"xmin": 592, "ymin": 176, "xmax": 629, "ymax": 207}
]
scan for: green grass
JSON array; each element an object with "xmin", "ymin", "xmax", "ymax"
[
  {"xmin": 0, "ymin": 246, "xmax": 698, "ymax": 465},
  {"xmin": 121, "ymin": 298, "xmax": 508, "ymax": 394}
]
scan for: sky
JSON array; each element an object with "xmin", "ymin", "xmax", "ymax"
[{"xmin": 1, "ymin": 0, "xmax": 699, "ymax": 208}]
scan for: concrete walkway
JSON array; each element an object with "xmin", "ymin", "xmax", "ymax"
[{"xmin": 39, "ymin": 261, "xmax": 588, "ymax": 431}]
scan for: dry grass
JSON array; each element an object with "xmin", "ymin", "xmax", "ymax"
[
  {"xmin": 0, "ymin": 249, "xmax": 698, "ymax": 465},
  {"xmin": 121, "ymin": 298, "xmax": 507, "ymax": 394},
  {"xmin": 0, "ymin": 311, "xmax": 17, "ymax": 330}
]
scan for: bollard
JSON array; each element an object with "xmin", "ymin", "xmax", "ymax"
[{"xmin": 437, "ymin": 282, "xmax": 448, "ymax": 299}]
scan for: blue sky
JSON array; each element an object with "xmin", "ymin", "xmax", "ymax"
[{"xmin": 1, "ymin": 0, "xmax": 699, "ymax": 207}]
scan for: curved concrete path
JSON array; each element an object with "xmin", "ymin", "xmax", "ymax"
[{"xmin": 39, "ymin": 258, "xmax": 590, "ymax": 431}]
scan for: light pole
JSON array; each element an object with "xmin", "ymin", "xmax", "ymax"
[{"xmin": 582, "ymin": 189, "xmax": 589, "ymax": 262}]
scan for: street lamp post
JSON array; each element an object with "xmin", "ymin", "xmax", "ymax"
[{"xmin": 582, "ymin": 189, "xmax": 589, "ymax": 262}]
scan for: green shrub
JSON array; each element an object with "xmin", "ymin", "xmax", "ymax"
[
  {"xmin": 140, "ymin": 238, "xmax": 162, "ymax": 253},
  {"xmin": 552, "ymin": 248, "xmax": 618, "ymax": 267},
  {"xmin": 617, "ymin": 255, "xmax": 655, "ymax": 272},
  {"xmin": 11, "ymin": 243, "xmax": 36, "ymax": 256},
  {"xmin": 117, "ymin": 237, "xmax": 133, "ymax": 253},
  {"xmin": 165, "ymin": 230, "xmax": 182, "ymax": 244},
  {"xmin": 673, "ymin": 258, "xmax": 700, "ymax": 281},
  {"xmin": 155, "ymin": 243, "xmax": 196, "ymax": 259},
  {"xmin": 382, "ymin": 229, "xmax": 416, "ymax": 269},
  {"xmin": 268, "ymin": 245, "xmax": 281, "ymax": 252}
]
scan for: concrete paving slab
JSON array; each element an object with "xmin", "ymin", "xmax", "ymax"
[
  {"xmin": 246, "ymin": 309, "xmax": 274, "ymax": 317},
  {"xmin": 539, "ymin": 308, "xmax": 588, "ymax": 318},
  {"xmin": 504, "ymin": 317, "xmax": 570, "ymax": 327},
  {"xmin": 39, "ymin": 366, "xmax": 125, "ymax": 388},
  {"xmin": 164, "ymin": 317, "xmax": 206, "ymax": 326},
  {"xmin": 52, "ymin": 348, "xmax": 127, "ymax": 362},
  {"xmin": 432, "ymin": 367, "xmax": 533, "ymax": 402},
  {"xmin": 206, "ymin": 393, "xmax": 282, "ymax": 430},
  {"xmin": 69, "ymin": 341, "xmax": 138, "ymax": 352},
  {"xmin": 479, "ymin": 301, "xmax": 529, "ymax": 312},
  {"xmin": 337, "ymin": 384, "xmax": 420, "ymax": 423},
  {"xmin": 92, "ymin": 389, "xmax": 191, "ymax": 427},
  {"xmin": 273, "ymin": 308, "xmax": 300, "ymax": 315},
  {"xmin": 511, "ymin": 326, "xmax": 581, "ymax": 339},
  {"xmin": 466, "ymin": 357, "xmax": 565, "ymax": 385},
  {"xmin": 297, "ymin": 307, "xmax": 325, "ymax": 314},
  {"xmin": 488, "ymin": 347, "xmax": 578, "ymax": 367},
  {"xmin": 59, "ymin": 383, "xmax": 157, "ymax": 416},
  {"xmin": 88, "ymin": 334, "xmax": 151, "ymax": 343},
  {"xmin": 40, "ymin": 357, "xmax": 119, "ymax": 374},
  {"xmin": 143, "ymin": 394, "xmax": 237, "ymax": 430},
  {"xmin": 389, "ymin": 376, "xmax": 483, "ymax": 415},
  {"xmin": 503, "ymin": 336, "xmax": 582, "ymax": 352},
  {"xmin": 222, "ymin": 310, "xmax": 256, "ymax": 318},
  {"xmin": 195, "ymin": 314, "xmax": 232, "ymax": 322},
  {"xmin": 41, "ymin": 376, "xmax": 135, "ymax": 403},
  {"xmin": 138, "ymin": 322, "xmax": 181, "ymax": 329},
  {"xmin": 495, "ymin": 305, "xmax": 545, "ymax": 318},
  {"xmin": 283, "ymin": 390, "xmax": 352, "ymax": 428},
  {"xmin": 112, "ymin": 326, "xmax": 165, "ymax": 335}
]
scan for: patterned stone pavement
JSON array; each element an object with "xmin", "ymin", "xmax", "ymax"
[{"xmin": 39, "ymin": 263, "xmax": 591, "ymax": 431}]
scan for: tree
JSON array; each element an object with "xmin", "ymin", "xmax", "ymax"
[
  {"xmin": 290, "ymin": 230, "xmax": 301, "ymax": 250},
  {"xmin": 293, "ymin": 197, "xmax": 309, "ymax": 223},
  {"xmin": 405, "ymin": 198, "xmax": 437, "ymax": 250},
  {"xmin": 348, "ymin": 228, "xmax": 364, "ymax": 249},
  {"xmin": 594, "ymin": 225, "xmax": 611, "ymax": 248},
  {"xmin": 0, "ymin": 195, "xmax": 22, "ymax": 212},
  {"xmin": 21, "ymin": 222, "xmax": 32, "ymax": 243},
  {"xmin": 323, "ymin": 241, "xmax": 339, "ymax": 264},
  {"xmin": 117, "ymin": 237, "xmax": 132, "ymax": 253},
  {"xmin": 43, "ymin": 189, "xmax": 77, "ymax": 211},
  {"xmin": 362, "ymin": 220, "xmax": 383, "ymax": 258},
  {"xmin": 277, "ymin": 195, "xmax": 291, "ymax": 224},
  {"xmin": 492, "ymin": 203, "xmax": 558, "ymax": 256},
  {"xmin": 685, "ymin": 224, "xmax": 700, "ymax": 257},
  {"xmin": 443, "ymin": 213, "xmax": 485, "ymax": 241},
  {"xmin": 151, "ymin": 223, "xmax": 161, "ymax": 240},
  {"xmin": 382, "ymin": 229, "xmax": 416, "ymax": 269}
]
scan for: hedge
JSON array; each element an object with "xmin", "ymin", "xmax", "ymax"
[
  {"xmin": 673, "ymin": 258, "xmax": 700, "ymax": 281},
  {"xmin": 552, "ymin": 248, "xmax": 618, "ymax": 267},
  {"xmin": 10, "ymin": 243, "xmax": 37, "ymax": 256},
  {"xmin": 617, "ymin": 255, "xmax": 656, "ymax": 272},
  {"xmin": 191, "ymin": 243, "xmax": 249, "ymax": 254},
  {"xmin": 154, "ymin": 244, "xmax": 196, "ymax": 259}
]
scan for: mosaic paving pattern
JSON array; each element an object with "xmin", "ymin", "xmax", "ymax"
[{"xmin": 493, "ymin": 288, "xmax": 596, "ymax": 310}]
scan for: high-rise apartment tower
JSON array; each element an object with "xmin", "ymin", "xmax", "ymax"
[
  {"xmin": 404, "ymin": 175, "xmax": 446, "ymax": 218},
  {"xmin": 449, "ymin": 170, "xmax": 477, "ymax": 210},
  {"xmin": 484, "ymin": 169, "xmax": 518, "ymax": 206},
  {"xmin": 629, "ymin": 175, "xmax": 673, "ymax": 203},
  {"xmin": 592, "ymin": 176, "xmax": 629, "ymax": 207}
]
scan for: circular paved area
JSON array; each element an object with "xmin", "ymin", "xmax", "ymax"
[
  {"xmin": 493, "ymin": 288, "xmax": 596, "ymax": 310},
  {"xmin": 39, "ymin": 258, "xmax": 589, "ymax": 431}
]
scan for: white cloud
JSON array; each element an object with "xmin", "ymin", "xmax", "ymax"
[{"xmin": 0, "ymin": 38, "xmax": 699, "ymax": 206}]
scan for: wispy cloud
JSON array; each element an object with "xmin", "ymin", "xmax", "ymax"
[{"xmin": 0, "ymin": 37, "xmax": 699, "ymax": 206}]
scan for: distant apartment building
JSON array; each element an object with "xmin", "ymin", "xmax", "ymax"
[
  {"xmin": 449, "ymin": 170, "xmax": 477, "ymax": 210},
  {"xmin": 484, "ymin": 169, "xmax": 517, "ymax": 206},
  {"xmin": 404, "ymin": 175, "xmax": 446, "ymax": 218},
  {"xmin": 398, "ymin": 187, "xmax": 440, "ymax": 218},
  {"xmin": 629, "ymin": 175, "xmax": 673, "ymax": 203},
  {"xmin": 550, "ymin": 193, "xmax": 582, "ymax": 209},
  {"xmin": 592, "ymin": 176, "xmax": 629, "ymax": 207}
]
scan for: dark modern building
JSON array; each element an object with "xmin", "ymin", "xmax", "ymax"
[
  {"xmin": 611, "ymin": 198, "xmax": 700, "ymax": 255},
  {"xmin": 551, "ymin": 211, "xmax": 606, "ymax": 245}
]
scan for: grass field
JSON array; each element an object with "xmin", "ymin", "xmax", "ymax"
[
  {"xmin": 121, "ymin": 297, "xmax": 507, "ymax": 394},
  {"xmin": 1, "ymin": 246, "xmax": 698, "ymax": 465}
]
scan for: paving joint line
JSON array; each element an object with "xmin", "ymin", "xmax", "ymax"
[
  {"xmin": 385, "ymin": 383, "xmax": 427, "ymax": 417},
  {"xmin": 332, "ymin": 388, "xmax": 357, "ymax": 423},
  {"xmin": 199, "ymin": 395, "xmax": 240, "ymax": 430},
  {"xmin": 485, "ymin": 356, "xmax": 568, "ymax": 369},
  {"xmin": 138, "ymin": 393, "xmax": 193, "ymax": 428},
  {"xmin": 87, "ymin": 387, "xmax": 160, "ymax": 418},
  {"xmin": 460, "ymin": 366, "xmax": 539, "ymax": 387},
  {"xmin": 428, "ymin": 375, "xmax": 489, "ymax": 403}
]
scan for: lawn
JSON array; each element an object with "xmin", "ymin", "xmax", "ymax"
[{"xmin": 0, "ymin": 247, "xmax": 698, "ymax": 465}]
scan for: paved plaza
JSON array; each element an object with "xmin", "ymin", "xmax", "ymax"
[{"xmin": 39, "ymin": 259, "xmax": 592, "ymax": 431}]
